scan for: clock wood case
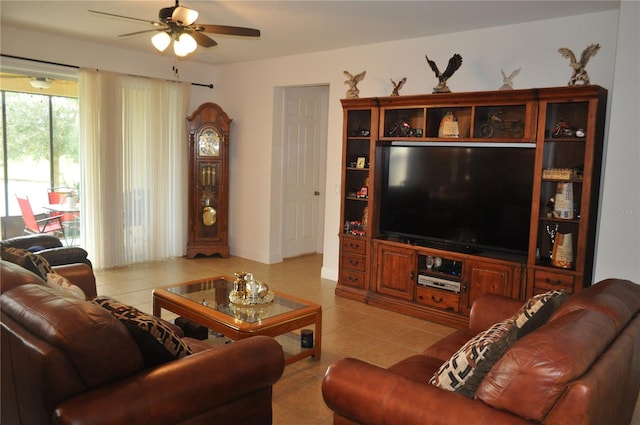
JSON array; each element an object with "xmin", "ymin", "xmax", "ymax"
[{"xmin": 186, "ymin": 102, "xmax": 232, "ymax": 258}]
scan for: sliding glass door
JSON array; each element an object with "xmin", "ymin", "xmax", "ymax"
[{"xmin": 0, "ymin": 72, "xmax": 79, "ymax": 238}]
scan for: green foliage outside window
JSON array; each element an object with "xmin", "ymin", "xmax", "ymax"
[{"xmin": 1, "ymin": 90, "xmax": 80, "ymax": 218}]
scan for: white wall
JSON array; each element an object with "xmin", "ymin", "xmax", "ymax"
[
  {"xmin": 3, "ymin": 8, "xmax": 638, "ymax": 283},
  {"xmin": 593, "ymin": 1, "xmax": 640, "ymax": 282},
  {"xmin": 211, "ymin": 10, "xmax": 637, "ymax": 283}
]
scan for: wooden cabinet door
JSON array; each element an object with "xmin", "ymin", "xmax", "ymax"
[
  {"xmin": 374, "ymin": 243, "xmax": 416, "ymax": 300},
  {"xmin": 461, "ymin": 259, "xmax": 521, "ymax": 315}
]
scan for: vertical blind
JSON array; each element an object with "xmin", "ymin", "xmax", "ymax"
[{"xmin": 79, "ymin": 69, "xmax": 190, "ymax": 269}]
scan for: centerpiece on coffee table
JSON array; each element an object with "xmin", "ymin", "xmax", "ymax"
[{"xmin": 229, "ymin": 271, "xmax": 274, "ymax": 305}]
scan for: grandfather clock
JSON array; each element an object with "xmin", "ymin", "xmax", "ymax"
[{"xmin": 186, "ymin": 103, "xmax": 232, "ymax": 258}]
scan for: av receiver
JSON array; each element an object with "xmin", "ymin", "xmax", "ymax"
[{"xmin": 417, "ymin": 274, "xmax": 461, "ymax": 293}]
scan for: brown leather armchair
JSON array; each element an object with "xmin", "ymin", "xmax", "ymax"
[{"xmin": 1, "ymin": 261, "xmax": 285, "ymax": 425}]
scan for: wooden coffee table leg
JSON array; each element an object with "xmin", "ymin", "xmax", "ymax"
[
  {"xmin": 153, "ymin": 296, "xmax": 161, "ymax": 317},
  {"xmin": 314, "ymin": 308, "xmax": 322, "ymax": 360}
]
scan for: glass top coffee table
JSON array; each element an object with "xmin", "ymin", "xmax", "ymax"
[{"xmin": 153, "ymin": 276, "xmax": 321, "ymax": 365}]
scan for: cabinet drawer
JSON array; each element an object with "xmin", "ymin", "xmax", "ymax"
[
  {"xmin": 343, "ymin": 253, "xmax": 366, "ymax": 272},
  {"xmin": 340, "ymin": 269, "xmax": 365, "ymax": 289},
  {"xmin": 533, "ymin": 270, "xmax": 575, "ymax": 293},
  {"xmin": 342, "ymin": 237, "xmax": 366, "ymax": 255},
  {"xmin": 416, "ymin": 287, "xmax": 459, "ymax": 312}
]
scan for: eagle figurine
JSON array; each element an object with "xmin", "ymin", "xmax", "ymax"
[
  {"xmin": 500, "ymin": 68, "xmax": 521, "ymax": 90},
  {"xmin": 425, "ymin": 53, "xmax": 463, "ymax": 93},
  {"xmin": 558, "ymin": 44, "xmax": 600, "ymax": 86},
  {"xmin": 390, "ymin": 77, "xmax": 406, "ymax": 96},
  {"xmin": 344, "ymin": 70, "xmax": 366, "ymax": 98}
]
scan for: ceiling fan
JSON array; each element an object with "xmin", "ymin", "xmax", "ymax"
[{"xmin": 89, "ymin": 1, "xmax": 261, "ymax": 57}]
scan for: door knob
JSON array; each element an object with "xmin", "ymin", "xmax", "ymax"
[{"xmin": 314, "ymin": 191, "xmax": 320, "ymax": 196}]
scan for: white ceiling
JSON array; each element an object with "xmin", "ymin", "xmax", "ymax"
[{"xmin": 0, "ymin": 1, "xmax": 620, "ymax": 65}]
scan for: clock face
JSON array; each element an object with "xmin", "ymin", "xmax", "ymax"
[{"xmin": 198, "ymin": 128, "xmax": 220, "ymax": 157}]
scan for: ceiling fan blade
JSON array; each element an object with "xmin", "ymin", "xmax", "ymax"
[
  {"xmin": 118, "ymin": 29, "xmax": 164, "ymax": 38},
  {"xmin": 196, "ymin": 24, "xmax": 260, "ymax": 37},
  {"xmin": 89, "ymin": 10, "xmax": 165, "ymax": 27},
  {"xmin": 190, "ymin": 31, "xmax": 218, "ymax": 48}
]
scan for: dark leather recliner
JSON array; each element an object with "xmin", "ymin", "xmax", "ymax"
[{"xmin": 1, "ymin": 234, "xmax": 92, "ymax": 267}]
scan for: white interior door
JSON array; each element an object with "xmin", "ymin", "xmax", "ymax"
[{"xmin": 282, "ymin": 86, "xmax": 327, "ymax": 258}]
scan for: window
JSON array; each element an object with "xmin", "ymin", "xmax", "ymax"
[{"xmin": 0, "ymin": 72, "xmax": 79, "ymax": 237}]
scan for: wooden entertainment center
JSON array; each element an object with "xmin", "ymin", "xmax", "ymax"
[{"xmin": 337, "ymin": 86, "xmax": 607, "ymax": 328}]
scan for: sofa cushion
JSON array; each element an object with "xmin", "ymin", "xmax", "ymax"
[
  {"xmin": 0, "ymin": 284, "xmax": 144, "ymax": 388},
  {"xmin": 45, "ymin": 272, "xmax": 86, "ymax": 300},
  {"xmin": 429, "ymin": 319, "xmax": 517, "ymax": 397},
  {"xmin": 92, "ymin": 297, "xmax": 192, "ymax": 367},
  {"xmin": 0, "ymin": 259, "xmax": 46, "ymax": 294},
  {"xmin": 550, "ymin": 278, "xmax": 640, "ymax": 330},
  {"xmin": 476, "ymin": 308, "xmax": 619, "ymax": 422},
  {"xmin": 1, "ymin": 246, "xmax": 54, "ymax": 280},
  {"xmin": 512, "ymin": 289, "xmax": 567, "ymax": 338}
]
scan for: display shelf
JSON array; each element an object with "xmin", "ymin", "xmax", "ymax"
[
  {"xmin": 528, "ymin": 87, "xmax": 607, "ymax": 294},
  {"xmin": 382, "ymin": 107, "xmax": 426, "ymax": 137},
  {"xmin": 338, "ymin": 100, "xmax": 378, "ymax": 296},
  {"xmin": 535, "ymin": 218, "xmax": 579, "ymax": 270},
  {"xmin": 337, "ymin": 86, "xmax": 607, "ymax": 327},
  {"xmin": 416, "ymin": 254, "xmax": 463, "ymax": 282},
  {"xmin": 473, "ymin": 105, "xmax": 527, "ymax": 139}
]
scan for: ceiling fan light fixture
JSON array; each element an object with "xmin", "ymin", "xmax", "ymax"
[
  {"xmin": 174, "ymin": 33, "xmax": 197, "ymax": 57},
  {"xmin": 152, "ymin": 31, "xmax": 171, "ymax": 52},
  {"xmin": 30, "ymin": 77, "xmax": 52, "ymax": 89},
  {"xmin": 172, "ymin": 6, "xmax": 198, "ymax": 26}
]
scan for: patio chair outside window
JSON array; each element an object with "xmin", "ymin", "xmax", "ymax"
[
  {"xmin": 15, "ymin": 194, "xmax": 64, "ymax": 237},
  {"xmin": 47, "ymin": 187, "xmax": 76, "ymax": 223}
]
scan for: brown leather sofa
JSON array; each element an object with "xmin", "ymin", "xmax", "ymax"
[
  {"xmin": 1, "ymin": 257, "xmax": 285, "ymax": 425},
  {"xmin": 322, "ymin": 279, "xmax": 640, "ymax": 425}
]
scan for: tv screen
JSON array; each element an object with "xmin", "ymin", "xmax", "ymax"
[{"xmin": 379, "ymin": 145, "xmax": 535, "ymax": 255}]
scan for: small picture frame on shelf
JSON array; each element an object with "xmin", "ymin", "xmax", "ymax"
[{"xmin": 356, "ymin": 157, "xmax": 366, "ymax": 168}]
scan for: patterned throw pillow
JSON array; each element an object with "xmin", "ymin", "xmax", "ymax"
[
  {"xmin": 1, "ymin": 245, "xmax": 54, "ymax": 280},
  {"xmin": 45, "ymin": 272, "xmax": 86, "ymax": 300},
  {"xmin": 430, "ymin": 319, "xmax": 517, "ymax": 398},
  {"xmin": 92, "ymin": 297, "xmax": 192, "ymax": 367},
  {"xmin": 512, "ymin": 290, "xmax": 567, "ymax": 338}
]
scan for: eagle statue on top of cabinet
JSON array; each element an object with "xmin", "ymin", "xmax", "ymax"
[{"xmin": 425, "ymin": 53, "xmax": 463, "ymax": 93}]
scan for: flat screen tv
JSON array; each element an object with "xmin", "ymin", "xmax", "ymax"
[{"xmin": 379, "ymin": 144, "xmax": 535, "ymax": 256}]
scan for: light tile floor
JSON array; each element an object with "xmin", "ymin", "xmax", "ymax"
[{"xmin": 94, "ymin": 254, "xmax": 640, "ymax": 425}]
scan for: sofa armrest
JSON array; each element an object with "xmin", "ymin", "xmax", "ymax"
[
  {"xmin": 51, "ymin": 264, "xmax": 97, "ymax": 299},
  {"xmin": 54, "ymin": 335, "xmax": 285, "ymax": 425},
  {"xmin": 468, "ymin": 293, "xmax": 523, "ymax": 332},
  {"xmin": 322, "ymin": 358, "xmax": 532, "ymax": 425}
]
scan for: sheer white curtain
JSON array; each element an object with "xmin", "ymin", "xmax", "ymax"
[{"xmin": 79, "ymin": 69, "xmax": 190, "ymax": 269}]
